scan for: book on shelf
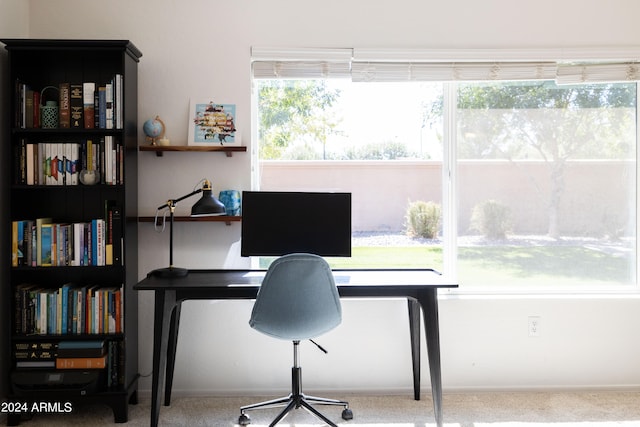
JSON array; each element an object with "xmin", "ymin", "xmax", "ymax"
[
  {"xmin": 114, "ymin": 74, "xmax": 123, "ymax": 129},
  {"xmin": 33, "ymin": 89, "xmax": 40, "ymax": 128},
  {"xmin": 26, "ymin": 142, "xmax": 35, "ymax": 185},
  {"xmin": 98, "ymin": 85, "xmax": 107, "ymax": 128},
  {"xmin": 12, "ymin": 220, "xmax": 24, "ymax": 267},
  {"xmin": 14, "ymin": 284, "xmax": 38, "ymax": 334},
  {"xmin": 14, "ymin": 138, "xmax": 25, "ymax": 184},
  {"xmin": 105, "ymin": 82, "xmax": 113, "ymax": 129},
  {"xmin": 25, "ymin": 220, "xmax": 34, "ymax": 267},
  {"xmin": 39, "ymin": 224, "xmax": 53, "ymax": 267},
  {"xmin": 14, "ymin": 284, "xmax": 124, "ymax": 335},
  {"xmin": 35, "ymin": 218, "xmax": 53, "ymax": 266},
  {"xmin": 58, "ymin": 82, "xmax": 71, "ymax": 128},
  {"xmin": 83, "ymin": 82, "xmax": 95, "ymax": 129},
  {"xmin": 56, "ymin": 354, "xmax": 108, "ymax": 369},
  {"xmin": 16, "ymin": 140, "xmax": 121, "ymax": 186},
  {"xmin": 69, "ymin": 83, "xmax": 83, "ymax": 128},
  {"xmin": 14, "ymin": 342, "xmax": 59, "ymax": 352},
  {"xmin": 14, "ymin": 349, "xmax": 57, "ymax": 360},
  {"xmin": 57, "ymin": 340, "xmax": 106, "ymax": 358},
  {"xmin": 16, "ymin": 360, "xmax": 56, "ymax": 369},
  {"xmin": 25, "ymin": 88, "xmax": 34, "ymax": 128}
]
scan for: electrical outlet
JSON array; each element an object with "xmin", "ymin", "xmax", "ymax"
[{"xmin": 528, "ymin": 316, "xmax": 541, "ymax": 337}]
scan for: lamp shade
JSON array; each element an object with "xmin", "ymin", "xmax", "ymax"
[{"xmin": 191, "ymin": 181, "xmax": 226, "ymax": 216}]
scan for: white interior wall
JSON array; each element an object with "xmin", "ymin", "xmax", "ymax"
[{"xmin": 3, "ymin": 0, "xmax": 639, "ymax": 395}]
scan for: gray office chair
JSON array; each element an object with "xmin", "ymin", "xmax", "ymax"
[{"xmin": 238, "ymin": 253, "xmax": 353, "ymax": 426}]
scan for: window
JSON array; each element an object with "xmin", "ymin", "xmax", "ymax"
[{"xmin": 251, "ymin": 48, "xmax": 638, "ymax": 291}]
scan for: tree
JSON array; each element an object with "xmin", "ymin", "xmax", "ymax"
[
  {"xmin": 258, "ymin": 80, "xmax": 341, "ymax": 159},
  {"xmin": 427, "ymin": 81, "xmax": 636, "ymax": 238}
]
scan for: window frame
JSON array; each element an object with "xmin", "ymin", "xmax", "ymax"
[{"xmin": 250, "ymin": 47, "xmax": 640, "ymax": 294}]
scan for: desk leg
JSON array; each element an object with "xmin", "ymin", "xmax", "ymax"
[
  {"xmin": 407, "ymin": 298, "xmax": 421, "ymax": 400},
  {"xmin": 151, "ymin": 290, "xmax": 177, "ymax": 427},
  {"xmin": 418, "ymin": 289, "xmax": 443, "ymax": 427},
  {"xmin": 164, "ymin": 301, "xmax": 182, "ymax": 406}
]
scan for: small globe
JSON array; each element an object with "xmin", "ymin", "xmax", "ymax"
[{"xmin": 143, "ymin": 117, "xmax": 165, "ymax": 140}]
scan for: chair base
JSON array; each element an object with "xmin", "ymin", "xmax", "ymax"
[{"xmin": 239, "ymin": 367, "xmax": 352, "ymax": 426}]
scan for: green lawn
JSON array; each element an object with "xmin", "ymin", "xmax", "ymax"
[
  {"xmin": 258, "ymin": 245, "xmax": 632, "ymax": 287},
  {"xmin": 320, "ymin": 245, "xmax": 633, "ymax": 287}
]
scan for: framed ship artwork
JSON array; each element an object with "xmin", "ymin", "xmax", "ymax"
[{"xmin": 188, "ymin": 99, "xmax": 239, "ymax": 146}]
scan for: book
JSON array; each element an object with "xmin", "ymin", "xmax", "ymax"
[
  {"xmin": 83, "ymin": 82, "xmax": 95, "ymax": 128},
  {"xmin": 24, "ymin": 220, "xmax": 34, "ymax": 266},
  {"xmin": 25, "ymin": 88, "xmax": 34, "ymax": 128},
  {"xmin": 40, "ymin": 224, "xmax": 53, "ymax": 267},
  {"xmin": 17, "ymin": 360, "xmax": 56, "ymax": 369},
  {"xmin": 115, "ymin": 74, "xmax": 123, "ymax": 129},
  {"xmin": 105, "ymin": 82, "xmax": 113, "ymax": 129},
  {"xmin": 33, "ymin": 89, "xmax": 40, "ymax": 128},
  {"xmin": 14, "ymin": 348, "xmax": 57, "ymax": 360},
  {"xmin": 98, "ymin": 86, "xmax": 107, "ymax": 128},
  {"xmin": 17, "ymin": 139, "xmax": 25, "ymax": 185},
  {"xmin": 110, "ymin": 204, "xmax": 123, "ymax": 265},
  {"xmin": 64, "ymin": 143, "xmax": 72, "ymax": 185},
  {"xmin": 26, "ymin": 142, "xmax": 35, "ymax": 185},
  {"xmin": 60, "ymin": 283, "xmax": 72, "ymax": 333},
  {"xmin": 36, "ymin": 143, "xmax": 44, "ymax": 185},
  {"xmin": 70, "ymin": 143, "xmax": 79, "ymax": 185},
  {"xmin": 35, "ymin": 218, "xmax": 53, "ymax": 266},
  {"xmin": 14, "ymin": 341, "xmax": 59, "ymax": 352},
  {"xmin": 55, "ymin": 354, "xmax": 107, "ymax": 369},
  {"xmin": 58, "ymin": 83, "xmax": 71, "ymax": 128},
  {"xmin": 15, "ymin": 220, "xmax": 25, "ymax": 266},
  {"xmin": 11, "ymin": 220, "xmax": 19, "ymax": 267},
  {"xmin": 69, "ymin": 83, "xmax": 83, "ymax": 128},
  {"xmin": 57, "ymin": 340, "xmax": 105, "ymax": 358}
]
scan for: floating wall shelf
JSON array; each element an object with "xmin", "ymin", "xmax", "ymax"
[
  {"xmin": 139, "ymin": 145, "xmax": 247, "ymax": 157},
  {"xmin": 138, "ymin": 215, "xmax": 241, "ymax": 226}
]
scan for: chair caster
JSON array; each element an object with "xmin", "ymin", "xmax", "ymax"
[
  {"xmin": 238, "ymin": 413, "xmax": 251, "ymax": 425},
  {"xmin": 342, "ymin": 408, "xmax": 354, "ymax": 421}
]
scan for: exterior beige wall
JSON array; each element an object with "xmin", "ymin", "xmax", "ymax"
[{"xmin": 259, "ymin": 160, "xmax": 634, "ymax": 236}]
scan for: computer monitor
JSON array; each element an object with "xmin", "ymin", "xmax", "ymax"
[{"xmin": 240, "ymin": 191, "xmax": 352, "ymax": 257}]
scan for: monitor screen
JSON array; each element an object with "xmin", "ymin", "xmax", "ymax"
[{"xmin": 241, "ymin": 191, "xmax": 352, "ymax": 257}]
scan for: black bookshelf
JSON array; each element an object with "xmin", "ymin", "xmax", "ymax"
[{"xmin": 1, "ymin": 39, "xmax": 141, "ymax": 426}]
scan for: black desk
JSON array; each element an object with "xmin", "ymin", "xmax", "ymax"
[{"xmin": 134, "ymin": 268, "xmax": 457, "ymax": 427}]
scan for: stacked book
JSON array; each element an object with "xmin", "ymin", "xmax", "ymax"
[{"xmin": 13, "ymin": 339, "xmax": 123, "ymax": 388}]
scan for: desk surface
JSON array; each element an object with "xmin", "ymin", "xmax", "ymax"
[{"xmin": 135, "ymin": 268, "xmax": 457, "ymax": 291}]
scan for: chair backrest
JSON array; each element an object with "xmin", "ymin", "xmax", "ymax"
[{"xmin": 249, "ymin": 253, "xmax": 342, "ymax": 340}]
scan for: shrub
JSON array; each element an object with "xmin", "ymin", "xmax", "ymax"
[
  {"xmin": 470, "ymin": 199, "xmax": 512, "ymax": 240},
  {"xmin": 405, "ymin": 201, "xmax": 441, "ymax": 239}
]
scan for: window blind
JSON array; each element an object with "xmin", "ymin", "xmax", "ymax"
[
  {"xmin": 351, "ymin": 62, "xmax": 558, "ymax": 82},
  {"xmin": 251, "ymin": 46, "xmax": 640, "ymax": 83},
  {"xmin": 251, "ymin": 47, "xmax": 352, "ymax": 79},
  {"xmin": 556, "ymin": 62, "xmax": 640, "ymax": 85}
]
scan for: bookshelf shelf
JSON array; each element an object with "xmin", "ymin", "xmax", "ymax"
[
  {"xmin": 138, "ymin": 215, "xmax": 241, "ymax": 226},
  {"xmin": 139, "ymin": 145, "xmax": 247, "ymax": 157},
  {"xmin": 1, "ymin": 39, "xmax": 141, "ymax": 426}
]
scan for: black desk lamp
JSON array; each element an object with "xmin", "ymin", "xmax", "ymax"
[{"xmin": 150, "ymin": 179, "xmax": 226, "ymax": 278}]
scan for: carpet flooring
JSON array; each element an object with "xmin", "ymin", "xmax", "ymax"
[{"xmin": 3, "ymin": 391, "xmax": 640, "ymax": 426}]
